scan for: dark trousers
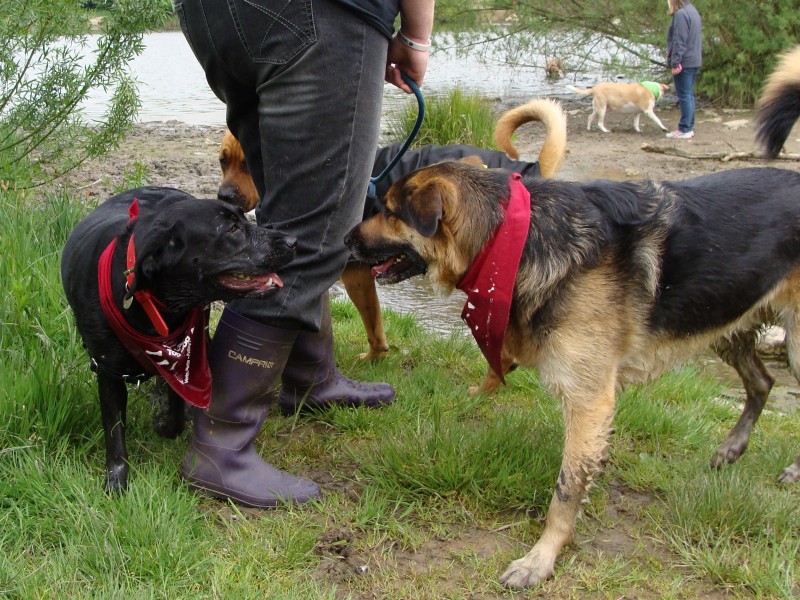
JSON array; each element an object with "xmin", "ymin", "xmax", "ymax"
[
  {"xmin": 673, "ymin": 67, "xmax": 698, "ymax": 133},
  {"xmin": 175, "ymin": 0, "xmax": 388, "ymax": 331}
]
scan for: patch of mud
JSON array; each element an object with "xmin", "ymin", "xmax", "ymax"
[{"xmin": 64, "ymin": 121, "xmax": 227, "ymax": 204}]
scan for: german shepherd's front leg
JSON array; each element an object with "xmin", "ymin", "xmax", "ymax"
[{"xmin": 500, "ymin": 377, "xmax": 617, "ymax": 588}]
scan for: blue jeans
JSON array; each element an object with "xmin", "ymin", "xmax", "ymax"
[
  {"xmin": 174, "ymin": 0, "xmax": 388, "ymax": 331},
  {"xmin": 673, "ymin": 67, "xmax": 698, "ymax": 133}
]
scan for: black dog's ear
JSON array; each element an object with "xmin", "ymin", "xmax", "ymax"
[
  {"xmin": 399, "ymin": 180, "xmax": 446, "ymax": 238},
  {"xmin": 130, "ymin": 220, "xmax": 187, "ymax": 291}
]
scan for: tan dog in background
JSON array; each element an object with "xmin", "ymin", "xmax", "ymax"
[
  {"xmin": 216, "ymin": 98, "xmax": 567, "ymax": 361},
  {"xmin": 568, "ymin": 81, "xmax": 670, "ymax": 133}
]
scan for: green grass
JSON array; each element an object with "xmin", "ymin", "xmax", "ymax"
[
  {"xmin": 386, "ymin": 87, "xmax": 499, "ymax": 149},
  {"xmin": 1, "ymin": 183, "xmax": 799, "ymax": 598}
]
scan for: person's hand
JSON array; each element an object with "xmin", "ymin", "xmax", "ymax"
[
  {"xmin": 671, "ymin": 64, "xmax": 683, "ymax": 75},
  {"xmin": 385, "ymin": 34, "xmax": 429, "ymax": 93}
]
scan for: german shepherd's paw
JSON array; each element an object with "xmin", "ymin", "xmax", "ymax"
[{"xmin": 500, "ymin": 551, "xmax": 557, "ymax": 589}]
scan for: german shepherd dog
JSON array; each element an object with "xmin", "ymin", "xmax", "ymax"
[
  {"xmin": 345, "ymin": 118, "xmax": 800, "ymax": 585},
  {"xmin": 216, "ymin": 98, "xmax": 567, "ymax": 362}
]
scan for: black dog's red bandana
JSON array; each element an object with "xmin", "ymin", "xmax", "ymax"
[
  {"xmin": 97, "ymin": 199, "xmax": 211, "ymax": 408},
  {"xmin": 456, "ymin": 173, "xmax": 530, "ymax": 383}
]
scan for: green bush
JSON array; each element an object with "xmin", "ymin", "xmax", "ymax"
[{"xmin": 0, "ymin": 0, "xmax": 174, "ymax": 185}]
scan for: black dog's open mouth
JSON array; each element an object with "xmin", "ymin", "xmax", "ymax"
[
  {"xmin": 217, "ymin": 272, "xmax": 283, "ymax": 296},
  {"xmin": 370, "ymin": 252, "xmax": 427, "ymax": 285}
]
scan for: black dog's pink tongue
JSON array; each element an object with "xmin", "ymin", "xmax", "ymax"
[{"xmin": 371, "ymin": 258, "xmax": 394, "ymax": 278}]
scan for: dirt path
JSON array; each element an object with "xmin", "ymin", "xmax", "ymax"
[
  {"xmin": 68, "ymin": 99, "xmax": 800, "ymax": 194},
  {"xmin": 67, "ymin": 100, "xmax": 800, "ymax": 199}
]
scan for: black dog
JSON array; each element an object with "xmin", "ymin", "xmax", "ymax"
[{"xmin": 61, "ymin": 186, "xmax": 296, "ymax": 492}]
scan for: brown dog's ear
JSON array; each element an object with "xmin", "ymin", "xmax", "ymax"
[
  {"xmin": 458, "ymin": 155, "xmax": 487, "ymax": 168},
  {"xmin": 399, "ymin": 178, "xmax": 449, "ymax": 238}
]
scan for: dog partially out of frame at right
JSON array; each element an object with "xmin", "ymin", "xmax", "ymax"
[{"xmin": 345, "ymin": 66, "xmax": 800, "ymax": 589}]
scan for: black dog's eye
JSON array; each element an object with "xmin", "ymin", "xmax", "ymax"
[{"xmin": 227, "ymin": 222, "xmax": 241, "ymax": 234}]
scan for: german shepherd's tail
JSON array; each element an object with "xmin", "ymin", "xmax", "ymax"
[
  {"xmin": 493, "ymin": 98, "xmax": 568, "ymax": 178},
  {"xmin": 755, "ymin": 45, "xmax": 800, "ymax": 159}
]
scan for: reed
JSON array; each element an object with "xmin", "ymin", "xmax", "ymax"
[{"xmin": 385, "ymin": 87, "xmax": 498, "ymax": 149}]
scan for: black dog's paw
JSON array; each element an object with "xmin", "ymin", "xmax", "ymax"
[
  {"xmin": 105, "ymin": 462, "xmax": 129, "ymax": 495},
  {"xmin": 150, "ymin": 379, "xmax": 186, "ymax": 439}
]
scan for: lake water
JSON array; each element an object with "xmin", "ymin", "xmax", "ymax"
[{"xmin": 81, "ymin": 31, "xmax": 594, "ymax": 129}]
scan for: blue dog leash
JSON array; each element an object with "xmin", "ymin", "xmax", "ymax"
[{"xmin": 367, "ymin": 72, "xmax": 426, "ymax": 198}]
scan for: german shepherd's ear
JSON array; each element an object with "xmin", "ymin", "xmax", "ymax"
[{"xmin": 399, "ymin": 177, "xmax": 451, "ymax": 238}]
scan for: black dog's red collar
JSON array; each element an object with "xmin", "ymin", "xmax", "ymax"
[
  {"xmin": 456, "ymin": 173, "xmax": 530, "ymax": 383},
  {"xmin": 123, "ymin": 199, "xmax": 169, "ymax": 335},
  {"xmin": 95, "ymin": 199, "xmax": 212, "ymax": 408}
]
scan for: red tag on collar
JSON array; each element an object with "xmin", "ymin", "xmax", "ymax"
[
  {"xmin": 124, "ymin": 199, "xmax": 169, "ymax": 336},
  {"xmin": 98, "ymin": 237, "xmax": 211, "ymax": 408},
  {"xmin": 456, "ymin": 174, "xmax": 530, "ymax": 382}
]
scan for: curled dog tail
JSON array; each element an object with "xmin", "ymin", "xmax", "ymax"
[
  {"xmin": 493, "ymin": 98, "xmax": 567, "ymax": 178},
  {"xmin": 755, "ymin": 45, "xmax": 800, "ymax": 159}
]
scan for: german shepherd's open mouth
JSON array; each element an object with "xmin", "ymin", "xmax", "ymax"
[{"xmin": 368, "ymin": 248, "xmax": 427, "ymax": 284}]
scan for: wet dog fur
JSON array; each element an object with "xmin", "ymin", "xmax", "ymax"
[
  {"xmin": 61, "ymin": 187, "xmax": 296, "ymax": 493},
  {"xmin": 345, "ymin": 161, "xmax": 800, "ymax": 588},
  {"xmin": 216, "ymin": 98, "xmax": 567, "ymax": 362},
  {"xmin": 568, "ymin": 81, "xmax": 670, "ymax": 133}
]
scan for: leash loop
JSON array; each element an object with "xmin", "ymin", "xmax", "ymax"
[{"xmin": 368, "ymin": 72, "xmax": 426, "ymax": 197}]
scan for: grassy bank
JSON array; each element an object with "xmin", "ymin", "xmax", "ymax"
[{"xmin": 1, "ymin": 184, "xmax": 798, "ymax": 599}]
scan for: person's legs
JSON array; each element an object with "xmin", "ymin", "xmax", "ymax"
[
  {"xmin": 175, "ymin": 0, "xmax": 321, "ymax": 506},
  {"xmin": 179, "ymin": 0, "xmax": 387, "ymax": 330},
  {"xmin": 682, "ymin": 67, "xmax": 698, "ymax": 132},
  {"xmin": 175, "ymin": 0, "xmax": 394, "ymax": 505},
  {"xmin": 229, "ymin": 0, "xmax": 394, "ymax": 410},
  {"xmin": 231, "ymin": 1, "xmax": 387, "ymax": 331},
  {"xmin": 673, "ymin": 67, "xmax": 698, "ymax": 133}
]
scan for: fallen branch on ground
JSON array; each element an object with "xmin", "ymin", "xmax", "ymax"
[{"xmin": 641, "ymin": 143, "xmax": 800, "ymax": 162}]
